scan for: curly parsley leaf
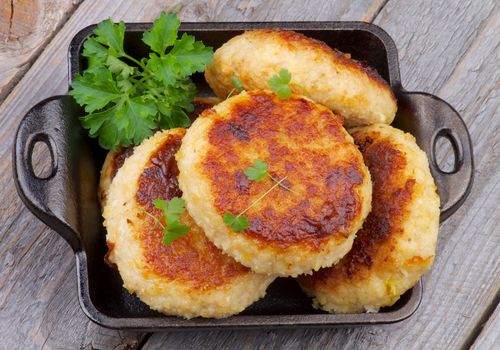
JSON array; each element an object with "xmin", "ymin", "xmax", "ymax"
[
  {"xmin": 69, "ymin": 12, "xmax": 213, "ymax": 150},
  {"xmin": 156, "ymin": 80, "xmax": 196, "ymax": 128},
  {"xmin": 82, "ymin": 38, "xmax": 108, "ymax": 68},
  {"xmin": 147, "ymin": 54, "xmax": 178, "ymax": 85},
  {"xmin": 154, "ymin": 197, "xmax": 190, "ymax": 245},
  {"xmin": 223, "ymin": 212, "xmax": 250, "ymax": 232},
  {"xmin": 93, "ymin": 19, "xmax": 126, "ymax": 57},
  {"xmin": 70, "ymin": 68, "xmax": 121, "ymax": 113},
  {"xmin": 121, "ymin": 97, "xmax": 157, "ymax": 144},
  {"xmin": 244, "ymin": 160, "xmax": 269, "ymax": 182},
  {"xmin": 106, "ymin": 55, "xmax": 134, "ymax": 79},
  {"xmin": 155, "ymin": 197, "xmax": 186, "ymax": 223},
  {"xmin": 80, "ymin": 95, "xmax": 157, "ymax": 149},
  {"xmin": 167, "ymin": 108, "xmax": 191, "ymax": 128},
  {"xmin": 81, "ymin": 105, "xmax": 124, "ymax": 148},
  {"xmin": 142, "ymin": 12, "xmax": 180, "ymax": 55},
  {"xmin": 147, "ymin": 33, "xmax": 213, "ymax": 85},
  {"xmin": 169, "ymin": 33, "xmax": 214, "ymax": 76},
  {"xmin": 268, "ymin": 68, "xmax": 292, "ymax": 99}
]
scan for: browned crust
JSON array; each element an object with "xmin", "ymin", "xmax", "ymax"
[
  {"xmin": 299, "ymin": 132, "xmax": 416, "ymax": 288},
  {"xmin": 110, "ymin": 146, "xmax": 134, "ymax": 179},
  {"xmin": 139, "ymin": 213, "xmax": 250, "ymax": 290},
  {"xmin": 131, "ymin": 130, "xmax": 249, "ymax": 290},
  {"xmin": 201, "ymin": 91, "xmax": 367, "ymax": 250},
  {"xmin": 135, "ymin": 133, "xmax": 183, "ymax": 210}
]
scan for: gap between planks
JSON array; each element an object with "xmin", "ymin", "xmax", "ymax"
[{"xmin": 365, "ymin": 0, "xmax": 390, "ymax": 22}]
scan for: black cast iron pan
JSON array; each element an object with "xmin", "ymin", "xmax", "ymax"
[{"xmin": 13, "ymin": 22, "xmax": 473, "ymax": 330}]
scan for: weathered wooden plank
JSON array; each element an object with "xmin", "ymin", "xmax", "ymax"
[
  {"xmin": 375, "ymin": 0, "xmax": 498, "ymax": 93},
  {"xmin": 0, "ymin": 0, "xmax": 81, "ymax": 104},
  {"xmin": 143, "ymin": 1, "xmax": 500, "ymax": 350},
  {"xmin": 472, "ymin": 302, "xmax": 500, "ymax": 350},
  {"xmin": 0, "ymin": 1, "xmax": 385, "ymax": 349},
  {"xmin": 173, "ymin": 0, "xmax": 387, "ymax": 22}
]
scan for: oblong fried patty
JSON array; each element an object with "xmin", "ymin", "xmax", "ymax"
[
  {"xmin": 298, "ymin": 124, "xmax": 440, "ymax": 313},
  {"xmin": 205, "ymin": 29, "xmax": 397, "ymax": 127},
  {"xmin": 176, "ymin": 90, "xmax": 372, "ymax": 277},
  {"xmin": 103, "ymin": 129, "xmax": 274, "ymax": 319}
]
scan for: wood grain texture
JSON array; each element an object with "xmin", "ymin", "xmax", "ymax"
[
  {"xmin": 0, "ymin": 0, "xmax": 80, "ymax": 103},
  {"xmin": 0, "ymin": 1, "xmax": 385, "ymax": 349},
  {"xmin": 472, "ymin": 303, "xmax": 500, "ymax": 350},
  {"xmin": 143, "ymin": 1, "xmax": 500, "ymax": 349},
  {"xmin": 173, "ymin": 0, "xmax": 387, "ymax": 22},
  {"xmin": 375, "ymin": 0, "xmax": 498, "ymax": 92}
]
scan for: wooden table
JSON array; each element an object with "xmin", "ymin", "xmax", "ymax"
[{"xmin": 0, "ymin": 1, "xmax": 498, "ymax": 349}]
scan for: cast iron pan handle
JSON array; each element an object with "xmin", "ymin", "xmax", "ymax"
[
  {"xmin": 395, "ymin": 91, "xmax": 474, "ymax": 222},
  {"xmin": 13, "ymin": 95, "xmax": 82, "ymax": 251}
]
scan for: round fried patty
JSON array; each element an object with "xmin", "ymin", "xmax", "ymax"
[
  {"xmin": 103, "ymin": 129, "xmax": 274, "ymax": 319},
  {"xmin": 176, "ymin": 90, "xmax": 372, "ymax": 277},
  {"xmin": 205, "ymin": 29, "xmax": 397, "ymax": 127},
  {"xmin": 298, "ymin": 124, "xmax": 440, "ymax": 313}
]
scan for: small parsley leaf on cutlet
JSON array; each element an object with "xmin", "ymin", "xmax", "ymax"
[
  {"xmin": 162, "ymin": 221, "xmax": 190, "ymax": 244},
  {"xmin": 153, "ymin": 197, "xmax": 190, "ymax": 245},
  {"xmin": 223, "ymin": 212, "xmax": 250, "ymax": 232},
  {"xmin": 244, "ymin": 160, "xmax": 269, "ymax": 182},
  {"xmin": 268, "ymin": 68, "xmax": 292, "ymax": 99}
]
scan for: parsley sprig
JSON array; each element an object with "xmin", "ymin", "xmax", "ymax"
[
  {"xmin": 70, "ymin": 12, "xmax": 213, "ymax": 150},
  {"xmin": 224, "ymin": 159, "xmax": 294, "ymax": 232},
  {"xmin": 144, "ymin": 197, "xmax": 190, "ymax": 245},
  {"xmin": 268, "ymin": 68, "xmax": 292, "ymax": 99}
]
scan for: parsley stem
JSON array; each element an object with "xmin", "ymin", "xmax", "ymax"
[
  {"xmin": 123, "ymin": 53, "xmax": 153, "ymax": 74},
  {"xmin": 226, "ymin": 88, "xmax": 237, "ymax": 99},
  {"xmin": 142, "ymin": 208, "xmax": 165, "ymax": 229},
  {"xmin": 267, "ymin": 174, "xmax": 297, "ymax": 193},
  {"xmin": 132, "ymin": 75, "xmax": 148, "ymax": 84},
  {"xmin": 238, "ymin": 176, "xmax": 288, "ymax": 217}
]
